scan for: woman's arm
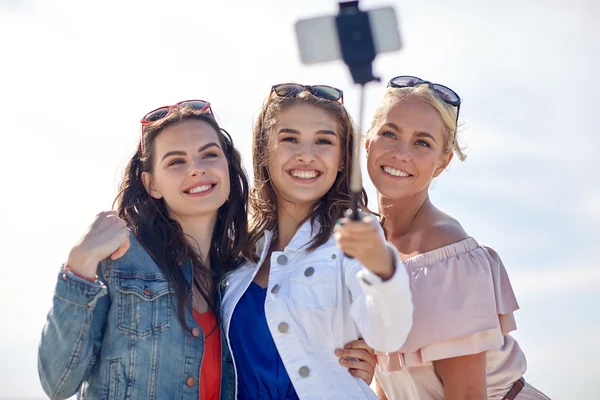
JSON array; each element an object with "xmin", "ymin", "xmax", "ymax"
[
  {"xmin": 38, "ymin": 270, "xmax": 110, "ymax": 399},
  {"xmin": 434, "ymin": 352, "xmax": 487, "ymax": 400},
  {"xmin": 335, "ymin": 215, "xmax": 413, "ymax": 353},
  {"xmin": 38, "ymin": 211, "xmax": 130, "ymax": 399}
]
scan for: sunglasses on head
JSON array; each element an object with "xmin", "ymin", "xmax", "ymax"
[
  {"xmin": 387, "ymin": 76, "xmax": 461, "ymax": 125},
  {"xmin": 268, "ymin": 83, "xmax": 344, "ymax": 104},
  {"xmin": 139, "ymin": 99, "xmax": 213, "ymax": 156}
]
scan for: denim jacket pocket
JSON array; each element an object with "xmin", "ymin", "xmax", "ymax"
[{"xmin": 114, "ymin": 272, "xmax": 173, "ymax": 337}]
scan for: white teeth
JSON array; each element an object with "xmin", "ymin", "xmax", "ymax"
[
  {"xmin": 383, "ymin": 166, "xmax": 410, "ymax": 177},
  {"xmin": 188, "ymin": 184, "xmax": 212, "ymax": 194},
  {"xmin": 290, "ymin": 170, "xmax": 318, "ymax": 179}
]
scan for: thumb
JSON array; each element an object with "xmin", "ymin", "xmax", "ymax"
[{"xmin": 110, "ymin": 235, "xmax": 130, "ymax": 260}]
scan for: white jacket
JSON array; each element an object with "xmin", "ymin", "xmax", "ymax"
[{"xmin": 222, "ymin": 220, "xmax": 414, "ymax": 399}]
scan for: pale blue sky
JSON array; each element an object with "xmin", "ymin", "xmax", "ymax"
[{"xmin": 0, "ymin": 0, "xmax": 598, "ymax": 398}]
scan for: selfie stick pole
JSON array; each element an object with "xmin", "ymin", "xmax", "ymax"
[{"xmin": 335, "ymin": 0, "xmax": 380, "ymax": 221}]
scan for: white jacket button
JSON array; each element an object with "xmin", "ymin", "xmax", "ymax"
[
  {"xmin": 278, "ymin": 322, "xmax": 289, "ymax": 333},
  {"xmin": 277, "ymin": 255, "xmax": 288, "ymax": 265},
  {"xmin": 271, "ymin": 284, "xmax": 280, "ymax": 294},
  {"xmin": 299, "ymin": 366, "xmax": 310, "ymax": 377},
  {"xmin": 304, "ymin": 267, "xmax": 315, "ymax": 277}
]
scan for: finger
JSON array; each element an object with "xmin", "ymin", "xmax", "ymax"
[
  {"xmin": 96, "ymin": 210, "xmax": 118, "ymax": 219},
  {"xmin": 335, "ymin": 243, "xmax": 357, "ymax": 259},
  {"xmin": 345, "ymin": 209, "xmax": 370, "ymax": 218},
  {"xmin": 105, "ymin": 213, "xmax": 123, "ymax": 223},
  {"xmin": 338, "ymin": 349, "xmax": 375, "ymax": 366},
  {"xmin": 92, "ymin": 211, "xmax": 117, "ymax": 229},
  {"xmin": 336, "ymin": 235, "xmax": 381, "ymax": 250},
  {"xmin": 361, "ymin": 214, "xmax": 377, "ymax": 224},
  {"xmin": 335, "ymin": 222, "xmax": 379, "ymax": 236},
  {"xmin": 348, "ymin": 369, "xmax": 373, "ymax": 385},
  {"xmin": 96, "ymin": 212, "xmax": 122, "ymax": 231},
  {"xmin": 339, "ymin": 357, "xmax": 370, "ymax": 371},
  {"xmin": 345, "ymin": 338, "xmax": 371, "ymax": 351},
  {"xmin": 335, "ymin": 218, "xmax": 349, "ymax": 229},
  {"xmin": 111, "ymin": 233, "xmax": 130, "ymax": 260},
  {"xmin": 343, "ymin": 339, "xmax": 364, "ymax": 349},
  {"xmin": 335, "ymin": 237, "xmax": 372, "ymax": 252}
]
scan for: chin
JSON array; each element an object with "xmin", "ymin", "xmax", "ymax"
[
  {"xmin": 280, "ymin": 192, "xmax": 322, "ymax": 208},
  {"xmin": 376, "ymin": 187, "xmax": 409, "ymax": 200}
]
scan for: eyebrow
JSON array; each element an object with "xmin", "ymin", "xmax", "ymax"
[
  {"xmin": 160, "ymin": 142, "xmax": 222, "ymax": 162},
  {"xmin": 415, "ymin": 132, "xmax": 437, "ymax": 143},
  {"xmin": 382, "ymin": 123, "xmax": 437, "ymax": 143},
  {"xmin": 278, "ymin": 128, "xmax": 338, "ymax": 136},
  {"xmin": 383, "ymin": 122, "xmax": 400, "ymax": 132}
]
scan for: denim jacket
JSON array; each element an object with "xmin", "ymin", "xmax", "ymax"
[{"xmin": 38, "ymin": 233, "xmax": 235, "ymax": 400}]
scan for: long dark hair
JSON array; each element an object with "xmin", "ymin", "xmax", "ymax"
[
  {"xmin": 245, "ymin": 91, "xmax": 368, "ymax": 261},
  {"xmin": 115, "ymin": 107, "xmax": 249, "ymax": 328}
]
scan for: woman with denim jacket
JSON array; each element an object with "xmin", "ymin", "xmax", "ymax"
[
  {"xmin": 221, "ymin": 84, "xmax": 414, "ymax": 399},
  {"xmin": 38, "ymin": 100, "xmax": 378, "ymax": 400},
  {"xmin": 37, "ymin": 103, "xmax": 247, "ymax": 400}
]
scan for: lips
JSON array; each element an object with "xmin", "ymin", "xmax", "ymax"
[
  {"xmin": 288, "ymin": 169, "xmax": 322, "ymax": 180},
  {"xmin": 382, "ymin": 166, "xmax": 412, "ymax": 177},
  {"xmin": 184, "ymin": 183, "xmax": 216, "ymax": 194}
]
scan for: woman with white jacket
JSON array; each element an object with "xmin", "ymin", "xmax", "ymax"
[{"xmin": 221, "ymin": 83, "xmax": 414, "ymax": 399}]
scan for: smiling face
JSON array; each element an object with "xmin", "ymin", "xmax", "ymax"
[
  {"xmin": 266, "ymin": 103, "xmax": 342, "ymax": 212},
  {"xmin": 366, "ymin": 95, "xmax": 452, "ymax": 200},
  {"xmin": 142, "ymin": 119, "xmax": 231, "ymax": 222}
]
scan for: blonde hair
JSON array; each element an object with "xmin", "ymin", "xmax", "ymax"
[{"xmin": 367, "ymin": 85, "xmax": 466, "ymax": 161}]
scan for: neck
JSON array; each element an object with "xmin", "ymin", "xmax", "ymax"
[
  {"xmin": 173, "ymin": 213, "xmax": 218, "ymax": 265},
  {"xmin": 274, "ymin": 199, "xmax": 313, "ymax": 250},
  {"xmin": 379, "ymin": 190, "xmax": 430, "ymax": 240}
]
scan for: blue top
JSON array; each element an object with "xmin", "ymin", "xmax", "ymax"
[{"xmin": 229, "ymin": 282, "xmax": 299, "ymax": 400}]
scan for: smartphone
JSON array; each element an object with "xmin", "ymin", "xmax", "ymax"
[{"xmin": 295, "ymin": 6, "xmax": 402, "ymax": 65}]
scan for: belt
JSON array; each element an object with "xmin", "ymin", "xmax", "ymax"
[{"xmin": 502, "ymin": 377, "xmax": 525, "ymax": 400}]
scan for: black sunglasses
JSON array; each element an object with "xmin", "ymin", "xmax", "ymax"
[
  {"xmin": 387, "ymin": 75, "xmax": 461, "ymax": 126},
  {"xmin": 269, "ymin": 83, "xmax": 344, "ymax": 104}
]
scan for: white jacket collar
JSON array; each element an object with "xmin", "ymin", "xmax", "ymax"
[{"xmin": 257, "ymin": 218, "xmax": 323, "ymax": 255}]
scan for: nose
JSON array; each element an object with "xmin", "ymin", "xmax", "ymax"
[
  {"xmin": 188, "ymin": 158, "xmax": 207, "ymax": 177},
  {"xmin": 296, "ymin": 142, "xmax": 316, "ymax": 163},
  {"xmin": 392, "ymin": 142, "xmax": 411, "ymax": 162}
]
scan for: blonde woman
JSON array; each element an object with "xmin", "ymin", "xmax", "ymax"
[{"xmin": 357, "ymin": 76, "xmax": 550, "ymax": 400}]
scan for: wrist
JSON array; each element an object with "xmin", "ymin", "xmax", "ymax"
[
  {"xmin": 365, "ymin": 246, "xmax": 395, "ymax": 281},
  {"xmin": 66, "ymin": 247, "xmax": 100, "ymax": 280},
  {"xmin": 62, "ymin": 263, "xmax": 99, "ymax": 282}
]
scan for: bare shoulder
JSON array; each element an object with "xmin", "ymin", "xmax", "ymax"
[{"xmin": 414, "ymin": 211, "xmax": 469, "ymax": 254}]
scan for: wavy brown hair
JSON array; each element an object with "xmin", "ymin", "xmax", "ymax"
[
  {"xmin": 115, "ymin": 107, "xmax": 249, "ymax": 329},
  {"xmin": 244, "ymin": 91, "xmax": 368, "ymax": 261}
]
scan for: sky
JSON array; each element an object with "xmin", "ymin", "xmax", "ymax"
[{"xmin": 0, "ymin": 0, "xmax": 598, "ymax": 398}]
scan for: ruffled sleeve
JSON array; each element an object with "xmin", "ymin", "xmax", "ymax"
[{"xmin": 376, "ymin": 238, "xmax": 519, "ymax": 370}]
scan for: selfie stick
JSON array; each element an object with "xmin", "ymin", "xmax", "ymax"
[{"xmin": 335, "ymin": 0, "xmax": 380, "ymax": 221}]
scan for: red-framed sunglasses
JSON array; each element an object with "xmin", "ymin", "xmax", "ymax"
[{"xmin": 140, "ymin": 99, "xmax": 213, "ymax": 156}]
